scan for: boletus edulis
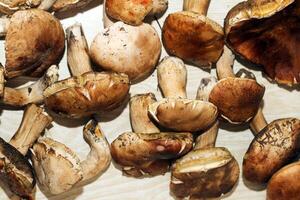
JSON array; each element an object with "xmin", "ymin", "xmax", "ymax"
[
  {"xmin": 31, "ymin": 119, "xmax": 111, "ymax": 194},
  {"xmin": 162, "ymin": 0, "xmax": 224, "ymax": 68},
  {"xmin": 0, "ymin": 104, "xmax": 52, "ymax": 199},
  {"xmin": 1, "ymin": 9, "xmax": 65, "ymax": 79},
  {"xmin": 225, "ymin": 0, "xmax": 300, "ymax": 86},
  {"xmin": 111, "ymin": 93, "xmax": 193, "ymax": 177}
]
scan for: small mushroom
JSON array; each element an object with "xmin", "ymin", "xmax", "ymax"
[
  {"xmin": 225, "ymin": 0, "xmax": 300, "ymax": 86},
  {"xmin": 148, "ymin": 56, "xmax": 218, "ymax": 132},
  {"xmin": 1, "ymin": 9, "xmax": 65, "ymax": 79},
  {"xmin": 105, "ymin": 0, "xmax": 168, "ymax": 25},
  {"xmin": 267, "ymin": 161, "xmax": 300, "ymax": 200},
  {"xmin": 0, "ymin": 104, "xmax": 52, "ymax": 199},
  {"xmin": 30, "ymin": 119, "xmax": 111, "ymax": 194},
  {"xmin": 90, "ymin": 21, "xmax": 161, "ymax": 82},
  {"xmin": 44, "ymin": 23, "xmax": 130, "ymax": 118},
  {"xmin": 162, "ymin": 0, "xmax": 224, "ymax": 68}
]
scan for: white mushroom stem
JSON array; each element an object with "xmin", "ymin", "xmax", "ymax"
[
  {"xmin": 183, "ymin": 0, "xmax": 210, "ymax": 16},
  {"xmin": 2, "ymin": 65, "xmax": 59, "ymax": 107},
  {"xmin": 250, "ymin": 107, "xmax": 268, "ymax": 134},
  {"xmin": 157, "ymin": 56, "xmax": 187, "ymax": 98},
  {"xmin": 103, "ymin": 0, "xmax": 116, "ymax": 28},
  {"xmin": 0, "ymin": 15, "xmax": 10, "ymax": 37},
  {"xmin": 80, "ymin": 119, "xmax": 111, "ymax": 181},
  {"xmin": 216, "ymin": 46, "xmax": 235, "ymax": 80},
  {"xmin": 9, "ymin": 104, "xmax": 52, "ymax": 155},
  {"xmin": 66, "ymin": 23, "xmax": 92, "ymax": 76},
  {"xmin": 38, "ymin": 0, "xmax": 58, "ymax": 10},
  {"xmin": 194, "ymin": 121, "xmax": 219, "ymax": 149},
  {"xmin": 196, "ymin": 76, "xmax": 217, "ymax": 101}
]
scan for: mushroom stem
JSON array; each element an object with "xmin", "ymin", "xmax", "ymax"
[
  {"xmin": 2, "ymin": 65, "xmax": 59, "ymax": 107},
  {"xmin": 80, "ymin": 119, "xmax": 111, "ymax": 181},
  {"xmin": 66, "ymin": 23, "xmax": 92, "ymax": 77},
  {"xmin": 9, "ymin": 104, "xmax": 52, "ymax": 155},
  {"xmin": 216, "ymin": 46, "xmax": 235, "ymax": 80},
  {"xmin": 194, "ymin": 120, "xmax": 219, "ymax": 149},
  {"xmin": 0, "ymin": 65, "xmax": 5, "ymax": 98},
  {"xmin": 183, "ymin": 0, "xmax": 210, "ymax": 16},
  {"xmin": 249, "ymin": 107, "xmax": 268, "ymax": 134},
  {"xmin": 196, "ymin": 76, "xmax": 217, "ymax": 101},
  {"xmin": 38, "ymin": 0, "xmax": 58, "ymax": 10},
  {"xmin": 0, "ymin": 15, "xmax": 10, "ymax": 37}
]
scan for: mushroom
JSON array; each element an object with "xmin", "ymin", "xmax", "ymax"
[
  {"xmin": 89, "ymin": 21, "xmax": 161, "ymax": 82},
  {"xmin": 50, "ymin": 0, "xmax": 94, "ymax": 12},
  {"xmin": 0, "ymin": 104, "xmax": 52, "ymax": 199},
  {"xmin": 30, "ymin": 119, "xmax": 111, "ymax": 195},
  {"xmin": 44, "ymin": 23, "xmax": 130, "ymax": 118},
  {"xmin": 267, "ymin": 161, "xmax": 300, "ymax": 200},
  {"xmin": 111, "ymin": 93, "xmax": 193, "ymax": 177},
  {"xmin": 224, "ymin": 0, "xmax": 300, "ymax": 86},
  {"xmin": 105, "ymin": 0, "xmax": 168, "ymax": 25},
  {"xmin": 0, "ymin": 9, "xmax": 65, "ymax": 79},
  {"xmin": 162, "ymin": 0, "xmax": 224, "ymax": 68},
  {"xmin": 148, "ymin": 56, "xmax": 218, "ymax": 132}
]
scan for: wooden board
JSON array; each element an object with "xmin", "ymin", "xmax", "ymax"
[{"xmin": 0, "ymin": 0, "xmax": 299, "ymax": 199}]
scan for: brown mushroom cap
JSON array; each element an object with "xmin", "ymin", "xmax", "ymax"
[
  {"xmin": 0, "ymin": 0, "xmax": 40, "ymax": 14},
  {"xmin": 44, "ymin": 72, "xmax": 130, "ymax": 118},
  {"xmin": 162, "ymin": 11, "xmax": 224, "ymax": 68},
  {"xmin": 51, "ymin": 0, "xmax": 93, "ymax": 12},
  {"xmin": 5, "ymin": 9, "xmax": 65, "ymax": 78},
  {"xmin": 170, "ymin": 147, "xmax": 239, "ymax": 199},
  {"xmin": 225, "ymin": 0, "xmax": 300, "ymax": 85},
  {"xmin": 148, "ymin": 98, "xmax": 218, "ymax": 132},
  {"xmin": 209, "ymin": 77, "xmax": 265, "ymax": 124},
  {"xmin": 90, "ymin": 22, "xmax": 161, "ymax": 83},
  {"xmin": 267, "ymin": 161, "xmax": 300, "ymax": 200},
  {"xmin": 243, "ymin": 118, "xmax": 300, "ymax": 184}
]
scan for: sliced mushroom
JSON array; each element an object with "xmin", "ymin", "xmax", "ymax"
[
  {"xmin": 162, "ymin": 0, "xmax": 224, "ymax": 68},
  {"xmin": 1, "ymin": 9, "xmax": 65, "ymax": 79},
  {"xmin": 105, "ymin": 0, "xmax": 168, "ymax": 25},
  {"xmin": 267, "ymin": 161, "xmax": 300, "ymax": 200},
  {"xmin": 0, "ymin": 104, "xmax": 52, "ymax": 199},
  {"xmin": 148, "ymin": 56, "xmax": 218, "ymax": 132},
  {"xmin": 225, "ymin": 0, "xmax": 300, "ymax": 86},
  {"xmin": 90, "ymin": 21, "xmax": 161, "ymax": 82},
  {"xmin": 31, "ymin": 119, "xmax": 111, "ymax": 194}
]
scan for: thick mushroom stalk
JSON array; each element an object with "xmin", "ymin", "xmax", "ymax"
[
  {"xmin": 162, "ymin": 0, "xmax": 223, "ymax": 68},
  {"xmin": 148, "ymin": 56, "xmax": 218, "ymax": 132},
  {"xmin": 0, "ymin": 104, "xmax": 52, "ymax": 199},
  {"xmin": 31, "ymin": 119, "xmax": 111, "ymax": 194},
  {"xmin": 2, "ymin": 65, "xmax": 59, "ymax": 107}
]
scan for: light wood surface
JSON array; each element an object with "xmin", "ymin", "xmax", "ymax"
[{"xmin": 0, "ymin": 1, "xmax": 299, "ymax": 199}]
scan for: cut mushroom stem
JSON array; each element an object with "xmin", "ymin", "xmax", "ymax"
[
  {"xmin": 194, "ymin": 120, "xmax": 219, "ymax": 149},
  {"xmin": 216, "ymin": 45, "xmax": 235, "ymax": 80},
  {"xmin": 183, "ymin": 0, "xmax": 210, "ymax": 16},
  {"xmin": 66, "ymin": 23, "xmax": 92, "ymax": 77},
  {"xmin": 0, "ymin": 15, "xmax": 10, "ymax": 36},
  {"xmin": 2, "ymin": 65, "xmax": 59, "ymax": 107},
  {"xmin": 80, "ymin": 119, "xmax": 111, "ymax": 181}
]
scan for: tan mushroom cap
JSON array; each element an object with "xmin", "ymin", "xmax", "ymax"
[
  {"xmin": 148, "ymin": 98, "xmax": 218, "ymax": 132},
  {"xmin": 209, "ymin": 77, "xmax": 265, "ymax": 124},
  {"xmin": 0, "ymin": 0, "xmax": 40, "ymax": 14},
  {"xmin": 5, "ymin": 9, "xmax": 65, "ymax": 78},
  {"xmin": 170, "ymin": 147, "xmax": 239, "ymax": 199},
  {"xmin": 267, "ymin": 161, "xmax": 300, "ymax": 200},
  {"xmin": 90, "ymin": 22, "xmax": 161, "ymax": 83},
  {"xmin": 44, "ymin": 72, "xmax": 130, "ymax": 118},
  {"xmin": 243, "ymin": 118, "xmax": 300, "ymax": 184},
  {"xmin": 162, "ymin": 11, "xmax": 224, "ymax": 68},
  {"xmin": 225, "ymin": 0, "xmax": 300, "ymax": 85}
]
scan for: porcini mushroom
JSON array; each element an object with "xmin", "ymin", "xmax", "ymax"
[
  {"xmin": 111, "ymin": 93, "xmax": 193, "ymax": 177},
  {"xmin": 105, "ymin": 0, "xmax": 168, "ymax": 25},
  {"xmin": 1, "ymin": 9, "xmax": 65, "ymax": 79},
  {"xmin": 89, "ymin": 21, "xmax": 161, "ymax": 82},
  {"xmin": 162, "ymin": 0, "xmax": 224, "ymax": 68},
  {"xmin": 30, "ymin": 119, "xmax": 111, "ymax": 194},
  {"xmin": 148, "ymin": 56, "xmax": 218, "ymax": 132},
  {"xmin": 225, "ymin": 0, "xmax": 300, "ymax": 86},
  {"xmin": 0, "ymin": 104, "xmax": 52, "ymax": 199},
  {"xmin": 44, "ymin": 23, "xmax": 130, "ymax": 118},
  {"xmin": 51, "ymin": 0, "xmax": 94, "ymax": 12}
]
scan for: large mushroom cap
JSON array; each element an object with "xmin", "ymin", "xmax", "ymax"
[
  {"xmin": 90, "ymin": 22, "xmax": 161, "ymax": 83},
  {"xmin": 162, "ymin": 11, "xmax": 224, "ymax": 68},
  {"xmin": 243, "ymin": 118, "xmax": 300, "ymax": 184},
  {"xmin": 170, "ymin": 147, "xmax": 239, "ymax": 199},
  {"xmin": 44, "ymin": 72, "xmax": 130, "ymax": 118},
  {"xmin": 225, "ymin": 0, "xmax": 300, "ymax": 85},
  {"xmin": 5, "ymin": 9, "xmax": 65, "ymax": 78},
  {"xmin": 209, "ymin": 77, "xmax": 265, "ymax": 124}
]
